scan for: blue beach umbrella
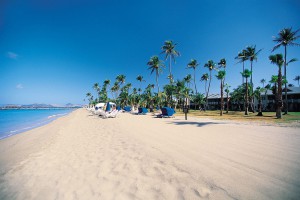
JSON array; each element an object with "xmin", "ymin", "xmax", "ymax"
[{"xmin": 105, "ymin": 102, "xmax": 111, "ymax": 112}]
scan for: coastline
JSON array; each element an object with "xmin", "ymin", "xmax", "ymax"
[
  {"xmin": 0, "ymin": 108, "xmax": 299, "ymax": 199},
  {"xmin": 0, "ymin": 108, "xmax": 76, "ymax": 140}
]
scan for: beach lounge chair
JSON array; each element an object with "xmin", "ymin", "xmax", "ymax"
[
  {"xmin": 124, "ymin": 106, "xmax": 131, "ymax": 112},
  {"xmin": 157, "ymin": 107, "xmax": 175, "ymax": 118},
  {"xmin": 137, "ymin": 107, "xmax": 148, "ymax": 115},
  {"xmin": 101, "ymin": 109, "xmax": 119, "ymax": 119}
]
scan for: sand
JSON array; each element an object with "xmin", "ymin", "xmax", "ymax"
[{"xmin": 0, "ymin": 108, "xmax": 299, "ymax": 200}]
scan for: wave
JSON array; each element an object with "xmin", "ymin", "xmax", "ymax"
[{"xmin": 47, "ymin": 113, "xmax": 68, "ymax": 119}]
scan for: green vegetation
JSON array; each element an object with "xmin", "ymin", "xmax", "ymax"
[
  {"xmin": 85, "ymin": 27, "xmax": 299, "ymax": 121},
  {"xmin": 174, "ymin": 110, "xmax": 300, "ymax": 125}
]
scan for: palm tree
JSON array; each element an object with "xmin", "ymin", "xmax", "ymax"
[
  {"xmin": 245, "ymin": 45, "xmax": 262, "ymax": 112},
  {"xmin": 235, "ymin": 49, "xmax": 248, "ymax": 84},
  {"xmin": 161, "ymin": 40, "xmax": 180, "ymax": 84},
  {"xmin": 191, "ymin": 93, "xmax": 205, "ymax": 111},
  {"xmin": 294, "ymin": 75, "xmax": 300, "ymax": 86},
  {"xmin": 184, "ymin": 74, "xmax": 192, "ymax": 89},
  {"xmin": 218, "ymin": 58, "xmax": 227, "ymax": 85},
  {"xmin": 216, "ymin": 70, "xmax": 226, "ymax": 116},
  {"xmin": 111, "ymin": 82, "xmax": 120, "ymax": 102},
  {"xmin": 86, "ymin": 92, "xmax": 92, "ymax": 99},
  {"xmin": 230, "ymin": 85, "xmax": 244, "ymax": 112},
  {"xmin": 116, "ymin": 74, "xmax": 126, "ymax": 85},
  {"xmin": 269, "ymin": 54, "xmax": 285, "ymax": 119},
  {"xmin": 147, "ymin": 56, "xmax": 165, "ymax": 93},
  {"xmin": 85, "ymin": 92, "xmax": 94, "ymax": 107},
  {"xmin": 224, "ymin": 83, "xmax": 231, "ymax": 113},
  {"xmin": 204, "ymin": 60, "xmax": 217, "ymax": 110},
  {"xmin": 264, "ymin": 84, "xmax": 271, "ymax": 110},
  {"xmin": 136, "ymin": 75, "xmax": 145, "ymax": 94},
  {"xmin": 93, "ymin": 83, "xmax": 100, "ymax": 101},
  {"xmin": 163, "ymin": 84, "xmax": 176, "ymax": 107},
  {"xmin": 103, "ymin": 79, "xmax": 111, "ymax": 99},
  {"xmin": 254, "ymin": 87, "xmax": 265, "ymax": 116},
  {"xmin": 187, "ymin": 59, "xmax": 199, "ymax": 94},
  {"xmin": 174, "ymin": 79, "xmax": 186, "ymax": 109},
  {"xmin": 200, "ymin": 73, "xmax": 209, "ymax": 97},
  {"xmin": 241, "ymin": 69, "xmax": 252, "ymax": 115},
  {"xmin": 260, "ymin": 79, "xmax": 266, "ymax": 87},
  {"xmin": 245, "ymin": 45, "xmax": 262, "ymax": 86},
  {"xmin": 272, "ymin": 27, "xmax": 300, "ymax": 114}
]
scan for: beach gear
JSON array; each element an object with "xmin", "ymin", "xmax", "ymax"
[
  {"xmin": 102, "ymin": 109, "xmax": 119, "ymax": 119},
  {"xmin": 124, "ymin": 106, "xmax": 131, "ymax": 112},
  {"xmin": 105, "ymin": 102, "xmax": 111, "ymax": 112},
  {"xmin": 157, "ymin": 107, "xmax": 175, "ymax": 118},
  {"xmin": 138, "ymin": 107, "xmax": 148, "ymax": 115}
]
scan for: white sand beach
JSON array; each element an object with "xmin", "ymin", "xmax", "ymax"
[{"xmin": 0, "ymin": 108, "xmax": 299, "ymax": 200}]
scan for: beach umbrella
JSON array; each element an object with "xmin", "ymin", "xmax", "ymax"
[{"xmin": 105, "ymin": 102, "xmax": 111, "ymax": 112}]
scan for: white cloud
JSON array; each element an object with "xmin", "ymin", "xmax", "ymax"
[
  {"xmin": 7, "ymin": 51, "xmax": 18, "ymax": 59},
  {"xmin": 16, "ymin": 84, "xmax": 23, "ymax": 89}
]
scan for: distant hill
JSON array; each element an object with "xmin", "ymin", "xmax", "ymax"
[
  {"xmin": 22, "ymin": 103, "xmax": 54, "ymax": 108},
  {"xmin": 0, "ymin": 103, "xmax": 82, "ymax": 109}
]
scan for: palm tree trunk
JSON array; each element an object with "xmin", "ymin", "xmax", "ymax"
[
  {"xmin": 226, "ymin": 92, "xmax": 229, "ymax": 113},
  {"xmin": 250, "ymin": 60, "xmax": 255, "ymax": 113},
  {"xmin": 257, "ymin": 94, "xmax": 263, "ymax": 116},
  {"xmin": 277, "ymin": 67, "xmax": 283, "ymax": 119},
  {"xmin": 194, "ymin": 69, "xmax": 197, "ymax": 94},
  {"xmin": 220, "ymin": 80, "xmax": 223, "ymax": 116},
  {"xmin": 284, "ymin": 46, "xmax": 288, "ymax": 114},
  {"xmin": 245, "ymin": 78, "xmax": 249, "ymax": 115},
  {"xmin": 205, "ymin": 71, "xmax": 212, "ymax": 111},
  {"xmin": 242, "ymin": 61, "xmax": 245, "ymax": 84},
  {"xmin": 242, "ymin": 61, "xmax": 245, "ymax": 111},
  {"xmin": 169, "ymin": 57, "xmax": 172, "ymax": 84},
  {"xmin": 156, "ymin": 70, "xmax": 160, "ymax": 93}
]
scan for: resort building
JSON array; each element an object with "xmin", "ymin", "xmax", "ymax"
[{"xmin": 205, "ymin": 86, "xmax": 300, "ymax": 112}]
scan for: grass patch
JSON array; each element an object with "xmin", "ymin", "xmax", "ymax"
[{"xmin": 174, "ymin": 109, "xmax": 300, "ymax": 125}]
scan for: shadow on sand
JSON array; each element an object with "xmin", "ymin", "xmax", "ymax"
[{"xmin": 168, "ymin": 121, "xmax": 222, "ymax": 127}]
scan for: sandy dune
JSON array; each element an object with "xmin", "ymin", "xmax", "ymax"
[{"xmin": 0, "ymin": 109, "xmax": 299, "ymax": 200}]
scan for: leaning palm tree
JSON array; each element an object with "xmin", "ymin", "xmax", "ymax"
[
  {"xmin": 103, "ymin": 79, "xmax": 111, "ymax": 99},
  {"xmin": 245, "ymin": 45, "xmax": 262, "ymax": 112},
  {"xmin": 161, "ymin": 40, "xmax": 180, "ymax": 84},
  {"xmin": 187, "ymin": 59, "xmax": 199, "ymax": 94},
  {"xmin": 147, "ymin": 56, "xmax": 165, "ymax": 93},
  {"xmin": 116, "ymin": 74, "xmax": 126, "ymax": 86},
  {"xmin": 216, "ymin": 70, "xmax": 226, "ymax": 116},
  {"xmin": 264, "ymin": 84, "xmax": 271, "ymax": 110},
  {"xmin": 111, "ymin": 82, "xmax": 120, "ymax": 102},
  {"xmin": 241, "ymin": 69, "xmax": 252, "ymax": 115},
  {"xmin": 272, "ymin": 27, "xmax": 300, "ymax": 114},
  {"xmin": 200, "ymin": 73, "xmax": 209, "ymax": 97},
  {"xmin": 204, "ymin": 60, "xmax": 217, "ymax": 110},
  {"xmin": 235, "ymin": 49, "xmax": 248, "ymax": 84},
  {"xmin": 294, "ymin": 75, "xmax": 300, "ymax": 86},
  {"xmin": 93, "ymin": 83, "xmax": 100, "ymax": 101}
]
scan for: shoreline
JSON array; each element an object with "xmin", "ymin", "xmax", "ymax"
[
  {"xmin": 1, "ymin": 108, "xmax": 299, "ymax": 199},
  {"xmin": 0, "ymin": 109, "xmax": 76, "ymax": 140}
]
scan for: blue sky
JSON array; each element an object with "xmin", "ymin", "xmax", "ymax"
[{"xmin": 1, "ymin": 0, "xmax": 300, "ymax": 105}]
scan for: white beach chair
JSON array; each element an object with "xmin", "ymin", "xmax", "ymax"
[{"xmin": 101, "ymin": 110, "xmax": 119, "ymax": 119}]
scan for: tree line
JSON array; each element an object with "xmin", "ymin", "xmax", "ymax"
[{"xmin": 86, "ymin": 27, "xmax": 299, "ymax": 119}]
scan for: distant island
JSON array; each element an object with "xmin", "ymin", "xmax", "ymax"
[{"xmin": 0, "ymin": 103, "xmax": 83, "ymax": 109}]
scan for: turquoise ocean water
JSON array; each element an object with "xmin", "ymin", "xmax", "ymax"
[{"xmin": 0, "ymin": 109, "xmax": 75, "ymax": 140}]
